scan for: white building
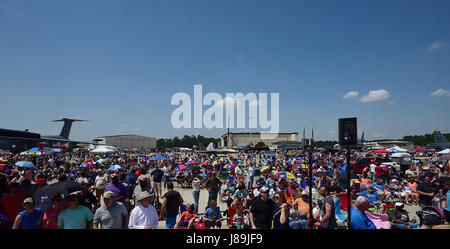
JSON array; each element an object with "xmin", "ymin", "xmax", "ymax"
[
  {"xmin": 94, "ymin": 134, "xmax": 156, "ymax": 150},
  {"xmin": 220, "ymin": 132, "xmax": 299, "ymax": 147}
]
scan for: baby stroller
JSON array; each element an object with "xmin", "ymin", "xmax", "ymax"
[{"xmin": 416, "ymin": 206, "xmax": 446, "ymax": 227}]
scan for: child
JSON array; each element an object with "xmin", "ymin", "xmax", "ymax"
[
  {"xmin": 176, "ymin": 204, "xmax": 196, "ymax": 229},
  {"xmin": 204, "ymin": 200, "xmax": 224, "ymax": 229},
  {"xmin": 233, "ymin": 206, "xmax": 245, "ymax": 229}
]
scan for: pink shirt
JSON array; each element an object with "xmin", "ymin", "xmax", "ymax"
[{"xmin": 43, "ymin": 208, "xmax": 62, "ymax": 229}]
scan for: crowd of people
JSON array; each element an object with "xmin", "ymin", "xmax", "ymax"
[{"xmin": 0, "ymin": 147, "xmax": 449, "ymax": 229}]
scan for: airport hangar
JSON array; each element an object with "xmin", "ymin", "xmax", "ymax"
[{"xmin": 93, "ymin": 134, "xmax": 156, "ymax": 150}]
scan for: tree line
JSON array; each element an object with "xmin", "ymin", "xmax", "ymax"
[{"xmin": 403, "ymin": 133, "xmax": 450, "ymax": 146}]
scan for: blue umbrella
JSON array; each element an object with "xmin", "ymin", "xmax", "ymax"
[
  {"xmin": 95, "ymin": 159, "xmax": 107, "ymax": 164},
  {"xmin": 150, "ymin": 155, "xmax": 169, "ymax": 161},
  {"xmin": 15, "ymin": 161, "xmax": 37, "ymax": 169},
  {"xmin": 199, "ymin": 173, "xmax": 208, "ymax": 179},
  {"xmin": 108, "ymin": 164, "xmax": 124, "ymax": 171}
]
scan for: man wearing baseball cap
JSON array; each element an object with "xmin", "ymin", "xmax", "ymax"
[
  {"xmin": 93, "ymin": 191, "xmax": 129, "ymax": 229},
  {"xmin": 12, "ymin": 198, "xmax": 42, "ymax": 229},
  {"xmin": 129, "ymin": 191, "xmax": 159, "ymax": 229},
  {"xmin": 290, "ymin": 191, "xmax": 309, "ymax": 229},
  {"xmin": 249, "ymin": 186, "xmax": 275, "ymax": 229},
  {"xmin": 57, "ymin": 194, "xmax": 94, "ymax": 229},
  {"xmin": 388, "ymin": 202, "xmax": 418, "ymax": 229}
]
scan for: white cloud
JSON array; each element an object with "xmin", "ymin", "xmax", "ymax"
[
  {"xmin": 343, "ymin": 91, "xmax": 359, "ymax": 99},
  {"xmin": 430, "ymin": 88, "xmax": 450, "ymax": 97},
  {"xmin": 427, "ymin": 41, "xmax": 446, "ymax": 51},
  {"xmin": 360, "ymin": 89, "xmax": 390, "ymax": 103}
]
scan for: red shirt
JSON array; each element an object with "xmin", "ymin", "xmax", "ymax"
[{"xmin": 1, "ymin": 193, "xmax": 27, "ymax": 220}]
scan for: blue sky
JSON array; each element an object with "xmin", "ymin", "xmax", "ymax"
[{"xmin": 1, "ymin": 0, "xmax": 449, "ymax": 141}]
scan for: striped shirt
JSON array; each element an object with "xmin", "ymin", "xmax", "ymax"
[{"xmin": 93, "ymin": 202, "xmax": 128, "ymax": 229}]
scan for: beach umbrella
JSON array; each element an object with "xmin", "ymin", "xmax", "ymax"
[
  {"xmin": 274, "ymin": 172, "xmax": 296, "ymax": 180},
  {"xmin": 150, "ymin": 155, "xmax": 169, "ymax": 161},
  {"xmin": 80, "ymin": 163, "xmax": 94, "ymax": 169},
  {"xmin": 174, "ymin": 165, "xmax": 187, "ymax": 173},
  {"xmin": 223, "ymin": 164, "xmax": 233, "ymax": 171},
  {"xmin": 95, "ymin": 159, "xmax": 107, "ymax": 164},
  {"xmin": 108, "ymin": 164, "xmax": 124, "ymax": 171},
  {"xmin": 33, "ymin": 181, "xmax": 84, "ymax": 199},
  {"xmin": 261, "ymin": 166, "xmax": 270, "ymax": 172},
  {"xmin": 413, "ymin": 147, "xmax": 427, "ymax": 152},
  {"xmin": 15, "ymin": 161, "xmax": 36, "ymax": 169}
]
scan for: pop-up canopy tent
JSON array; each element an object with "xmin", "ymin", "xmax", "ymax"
[
  {"xmin": 413, "ymin": 147, "xmax": 427, "ymax": 152},
  {"xmin": 437, "ymin": 148, "xmax": 450, "ymax": 154},
  {"xmin": 373, "ymin": 148, "xmax": 392, "ymax": 154},
  {"xmin": 90, "ymin": 146, "xmax": 116, "ymax": 153},
  {"xmin": 387, "ymin": 147, "xmax": 408, "ymax": 153}
]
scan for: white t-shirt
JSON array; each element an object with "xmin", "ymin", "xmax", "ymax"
[
  {"xmin": 370, "ymin": 164, "xmax": 376, "ymax": 174},
  {"xmin": 95, "ymin": 175, "xmax": 109, "ymax": 190},
  {"xmin": 76, "ymin": 177, "xmax": 89, "ymax": 185},
  {"xmin": 162, "ymin": 166, "xmax": 170, "ymax": 176},
  {"xmin": 248, "ymin": 166, "xmax": 255, "ymax": 177}
]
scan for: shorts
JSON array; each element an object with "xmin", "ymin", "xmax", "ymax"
[
  {"xmin": 180, "ymin": 221, "xmax": 190, "ymax": 228},
  {"xmin": 166, "ymin": 217, "xmax": 177, "ymax": 229},
  {"xmin": 205, "ymin": 220, "xmax": 222, "ymax": 228}
]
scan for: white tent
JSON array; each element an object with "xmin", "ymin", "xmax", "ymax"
[
  {"xmin": 90, "ymin": 145, "xmax": 117, "ymax": 153},
  {"xmin": 437, "ymin": 148, "xmax": 450, "ymax": 154},
  {"xmin": 391, "ymin": 152, "xmax": 411, "ymax": 158},
  {"xmin": 387, "ymin": 146, "xmax": 408, "ymax": 153}
]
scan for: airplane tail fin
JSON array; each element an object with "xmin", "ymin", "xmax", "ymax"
[
  {"xmin": 432, "ymin": 130, "xmax": 449, "ymax": 144},
  {"xmin": 52, "ymin": 118, "xmax": 89, "ymax": 139}
]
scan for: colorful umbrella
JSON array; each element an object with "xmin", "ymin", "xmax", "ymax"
[
  {"xmin": 275, "ymin": 172, "xmax": 296, "ymax": 180},
  {"xmin": 15, "ymin": 161, "xmax": 36, "ymax": 169},
  {"xmin": 175, "ymin": 165, "xmax": 187, "ymax": 173},
  {"xmin": 261, "ymin": 166, "xmax": 270, "ymax": 172},
  {"xmin": 80, "ymin": 163, "xmax": 94, "ymax": 169},
  {"xmin": 108, "ymin": 164, "xmax": 124, "ymax": 171},
  {"xmin": 223, "ymin": 164, "xmax": 233, "ymax": 171},
  {"xmin": 0, "ymin": 156, "xmax": 9, "ymax": 163}
]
